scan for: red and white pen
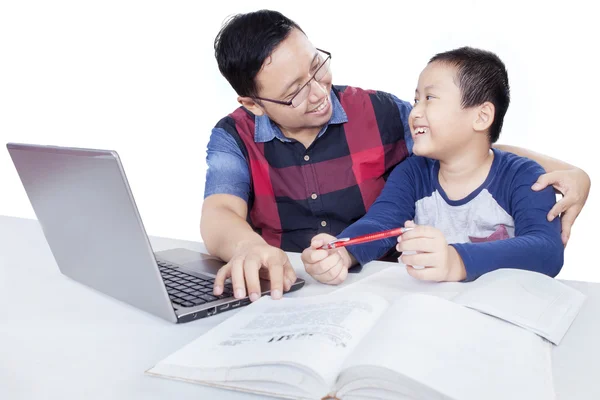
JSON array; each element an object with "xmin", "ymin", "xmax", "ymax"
[{"xmin": 320, "ymin": 227, "xmax": 413, "ymax": 250}]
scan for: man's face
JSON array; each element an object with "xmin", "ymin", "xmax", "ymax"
[
  {"xmin": 409, "ymin": 61, "xmax": 476, "ymax": 159},
  {"xmin": 249, "ymin": 29, "xmax": 333, "ymax": 134}
]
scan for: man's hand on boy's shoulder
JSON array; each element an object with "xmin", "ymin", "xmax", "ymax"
[
  {"xmin": 301, "ymin": 234, "xmax": 354, "ymax": 285},
  {"xmin": 532, "ymin": 167, "xmax": 591, "ymax": 246},
  {"xmin": 396, "ymin": 221, "xmax": 466, "ymax": 282}
]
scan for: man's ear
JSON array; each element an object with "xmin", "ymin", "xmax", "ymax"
[
  {"xmin": 238, "ymin": 96, "xmax": 265, "ymax": 116},
  {"xmin": 473, "ymin": 101, "xmax": 495, "ymax": 133}
]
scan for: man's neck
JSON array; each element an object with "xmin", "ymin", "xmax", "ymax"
[
  {"xmin": 281, "ymin": 126, "xmax": 323, "ymax": 148},
  {"xmin": 438, "ymin": 144, "xmax": 495, "ymax": 200}
]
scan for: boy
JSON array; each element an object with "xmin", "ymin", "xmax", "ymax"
[{"xmin": 301, "ymin": 46, "xmax": 564, "ymax": 283}]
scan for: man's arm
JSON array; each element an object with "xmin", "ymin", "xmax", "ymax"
[
  {"xmin": 201, "ymin": 129, "xmax": 296, "ymax": 301},
  {"xmin": 493, "ymin": 143, "xmax": 591, "ymax": 245},
  {"xmin": 493, "ymin": 144, "xmax": 577, "ymax": 174},
  {"xmin": 201, "ymin": 194, "xmax": 263, "ymax": 262}
]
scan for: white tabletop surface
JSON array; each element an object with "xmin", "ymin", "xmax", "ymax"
[{"xmin": 1, "ymin": 215, "xmax": 599, "ymax": 399}]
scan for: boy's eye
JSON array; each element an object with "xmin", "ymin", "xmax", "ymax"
[
  {"xmin": 426, "ymin": 95, "xmax": 434, "ymax": 100},
  {"xmin": 413, "ymin": 98, "xmax": 419, "ymax": 105}
]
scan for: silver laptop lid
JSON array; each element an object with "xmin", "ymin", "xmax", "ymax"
[{"xmin": 7, "ymin": 143, "xmax": 177, "ymax": 323}]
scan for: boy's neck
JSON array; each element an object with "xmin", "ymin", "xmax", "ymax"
[{"xmin": 438, "ymin": 145, "xmax": 495, "ymax": 200}]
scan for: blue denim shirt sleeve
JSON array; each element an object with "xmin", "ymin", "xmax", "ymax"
[
  {"xmin": 203, "ymin": 127, "xmax": 251, "ymax": 202},
  {"xmin": 391, "ymin": 94, "xmax": 414, "ymax": 155}
]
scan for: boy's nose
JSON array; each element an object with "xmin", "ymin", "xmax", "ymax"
[{"xmin": 410, "ymin": 107, "xmax": 424, "ymax": 119}]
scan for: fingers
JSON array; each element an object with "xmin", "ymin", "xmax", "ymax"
[
  {"xmin": 399, "ymin": 225, "xmax": 439, "ymax": 241},
  {"xmin": 400, "ymin": 252, "xmax": 436, "ymax": 267},
  {"xmin": 243, "ymin": 255, "xmax": 262, "ymax": 302},
  {"xmin": 396, "ymin": 237, "xmax": 438, "ymax": 253},
  {"xmin": 303, "ymin": 247, "xmax": 349, "ymax": 285},
  {"xmin": 305, "ymin": 250, "xmax": 341, "ymax": 279},
  {"xmin": 406, "ymin": 265, "xmax": 442, "ymax": 281},
  {"xmin": 282, "ymin": 258, "xmax": 297, "ymax": 292},
  {"xmin": 310, "ymin": 233, "xmax": 337, "ymax": 249},
  {"xmin": 230, "ymin": 256, "xmax": 246, "ymax": 299},
  {"xmin": 547, "ymin": 197, "xmax": 573, "ymax": 222},
  {"xmin": 532, "ymin": 171, "xmax": 560, "ymax": 191},
  {"xmin": 560, "ymin": 205, "xmax": 582, "ymax": 246},
  {"xmin": 301, "ymin": 247, "xmax": 329, "ymax": 266},
  {"xmin": 265, "ymin": 254, "xmax": 286, "ymax": 300},
  {"xmin": 328, "ymin": 261, "xmax": 349, "ymax": 285},
  {"xmin": 316, "ymin": 254, "xmax": 347, "ymax": 285},
  {"xmin": 213, "ymin": 262, "xmax": 232, "ymax": 295},
  {"xmin": 561, "ymin": 227, "xmax": 571, "ymax": 247},
  {"xmin": 302, "ymin": 234, "xmax": 336, "ymax": 268}
]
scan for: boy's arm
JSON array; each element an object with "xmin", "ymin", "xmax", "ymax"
[
  {"xmin": 493, "ymin": 143, "xmax": 591, "ymax": 244},
  {"xmin": 450, "ymin": 161, "xmax": 564, "ymax": 282},
  {"xmin": 339, "ymin": 159, "xmax": 419, "ymax": 266}
]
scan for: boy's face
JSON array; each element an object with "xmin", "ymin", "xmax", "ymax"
[
  {"xmin": 409, "ymin": 61, "xmax": 478, "ymax": 159},
  {"xmin": 242, "ymin": 29, "xmax": 334, "ymax": 133}
]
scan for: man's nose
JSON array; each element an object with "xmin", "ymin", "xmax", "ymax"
[{"xmin": 307, "ymin": 79, "xmax": 327, "ymax": 103}]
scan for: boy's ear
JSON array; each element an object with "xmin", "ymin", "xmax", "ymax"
[
  {"xmin": 238, "ymin": 96, "xmax": 265, "ymax": 116},
  {"xmin": 473, "ymin": 101, "xmax": 495, "ymax": 133}
]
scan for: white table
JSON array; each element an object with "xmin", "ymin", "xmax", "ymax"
[{"xmin": 1, "ymin": 215, "xmax": 599, "ymax": 399}]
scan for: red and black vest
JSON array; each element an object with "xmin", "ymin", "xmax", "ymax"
[{"xmin": 215, "ymin": 85, "xmax": 409, "ymax": 253}]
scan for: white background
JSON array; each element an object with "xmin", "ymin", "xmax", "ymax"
[{"xmin": 1, "ymin": 1, "xmax": 598, "ymax": 282}]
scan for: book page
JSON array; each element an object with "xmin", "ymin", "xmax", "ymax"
[
  {"xmin": 334, "ymin": 265, "xmax": 464, "ymax": 302},
  {"xmin": 147, "ymin": 291, "xmax": 389, "ymax": 397},
  {"xmin": 336, "ymin": 293, "xmax": 555, "ymax": 400},
  {"xmin": 453, "ymin": 268, "xmax": 586, "ymax": 345}
]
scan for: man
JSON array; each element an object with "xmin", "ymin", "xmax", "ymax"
[{"xmin": 201, "ymin": 9, "xmax": 591, "ymax": 302}]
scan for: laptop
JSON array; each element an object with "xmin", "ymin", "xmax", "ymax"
[{"xmin": 6, "ymin": 142, "xmax": 305, "ymax": 323}]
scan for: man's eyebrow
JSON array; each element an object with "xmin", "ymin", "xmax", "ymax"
[{"xmin": 278, "ymin": 52, "xmax": 320, "ymax": 97}]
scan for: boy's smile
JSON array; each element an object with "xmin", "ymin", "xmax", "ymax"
[{"xmin": 413, "ymin": 126, "xmax": 429, "ymax": 136}]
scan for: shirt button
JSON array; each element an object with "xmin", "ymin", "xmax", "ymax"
[
  {"xmin": 321, "ymin": 220, "xmax": 327, "ymax": 227},
  {"xmin": 304, "ymin": 155, "xmax": 310, "ymax": 161},
  {"xmin": 311, "ymin": 193, "xmax": 318, "ymax": 200}
]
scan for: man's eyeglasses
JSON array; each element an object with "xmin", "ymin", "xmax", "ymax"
[{"xmin": 253, "ymin": 49, "xmax": 331, "ymax": 108}]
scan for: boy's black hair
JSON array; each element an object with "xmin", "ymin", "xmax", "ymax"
[
  {"xmin": 214, "ymin": 10, "xmax": 304, "ymax": 97},
  {"xmin": 430, "ymin": 47, "xmax": 510, "ymax": 143}
]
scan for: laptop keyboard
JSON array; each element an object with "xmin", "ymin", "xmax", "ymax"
[{"xmin": 157, "ymin": 260, "xmax": 234, "ymax": 308}]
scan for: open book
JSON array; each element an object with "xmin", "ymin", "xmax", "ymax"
[
  {"xmin": 146, "ymin": 269, "xmax": 585, "ymax": 400},
  {"xmin": 335, "ymin": 267, "xmax": 586, "ymax": 346}
]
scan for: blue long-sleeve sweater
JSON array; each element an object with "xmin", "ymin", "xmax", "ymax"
[{"xmin": 339, "ymin": 148, "xmax": 564, "ymax": 281}]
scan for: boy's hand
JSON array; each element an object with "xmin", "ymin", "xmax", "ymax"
[
  {"xmin": 396, "ymin": 221, "xmax": 466, "ymax": 282},
  {"xmin": 301, "ymin": 234, "xmax": 353, "ymax": 285}
]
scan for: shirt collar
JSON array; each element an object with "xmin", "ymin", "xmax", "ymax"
[{"xmin": 253, "ymin": 88, "xmax": 348, "ymax": 143}]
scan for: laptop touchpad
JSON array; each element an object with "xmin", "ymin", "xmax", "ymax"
[
  {"xmin": 182, "ymin": 258, "xmax": 225, "ymax": 276},
  {"xmin": 155, "ymin": 248, "xmax": 225, "ymax": 277}
]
